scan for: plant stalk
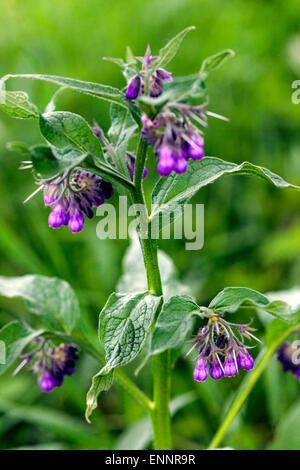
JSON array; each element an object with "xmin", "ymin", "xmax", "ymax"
[{"xmin": 133, "ymin": 135, "xmax": 173, "ymax": 450}]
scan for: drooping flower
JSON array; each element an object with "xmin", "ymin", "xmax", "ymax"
[
  {"xmin": 43, "ymin": 169, "xmax": 113, "ymax": 233},
  {"xmin": 193, "ymin": 358, "xmax": 208, "ymax": 383},
  {"xmin": 186, "ymin": 310, "xmax": 260, "ymax": 384},
  {"xmin": 141, "ymin": 100, "xmax": 228, "ymax": 177},
  {"xmin": 209, "ymin": 360, "xmax": 223, "ymax": 380},
  {"xmin": 141, "ymin": 108, "xmax": 206, "ymax": 177},
  {"xmin": 14, "ymin": 340, "xmax": 79, "ymax": 393}
]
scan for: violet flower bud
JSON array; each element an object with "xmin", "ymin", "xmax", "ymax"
[
  {"xmin": 209, "ymin": 361, "xmax": 223, "ymax": 380},
  {"xmin": 125, "ymin": 75, "xmax": 141, "ymax": 100},
  {"xmin": 193, "ymin": 358, "xmax": 208, "ymax": 383},
  {"xmin": 68, "ymin": 207, "xmax": 85, "ymax": 233},
  {"xmin": 40, "ymin": 368, "xmax": 56, "ymax": 393},
  {"xmin": 223, "ymin": 354, "xmax": 238, "ymax": 377},
  {"xmin": 238, "ymin": 350, "xmax": 254, "ymax": 371},
  {"xmin": 157, "ymin": 145, "xmax": 175, "ymax": 176}
]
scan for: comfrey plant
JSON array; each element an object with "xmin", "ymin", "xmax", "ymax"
[{"xmin": 0, "ymin": 27, "xmax": 300, "ymax": 450}]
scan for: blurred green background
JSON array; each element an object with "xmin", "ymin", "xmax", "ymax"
[{"xmin": 0, "ymin": 0, "xmax": 300, "ymax": 450}]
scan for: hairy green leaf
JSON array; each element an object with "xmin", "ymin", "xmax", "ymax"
[
  {"xmin": 99, "ymin": 292, "xmax": 161, "ymax": 373},
  {"xmin": 1, "ymin": 74, "xmax": 141, "ymax": 124},
  {"xmin": 150, "ymin": 295, "xmax": 199, "ymax": 356},
  {"xmin": 0, "ymin": 89, "xmax": 39, "ymax": 119},
  {"xmin": 0, "ymin": 321, "xmax": 43, "ymax": 376},
  {"xmin": 0, "ymin": 275, "xmax": 80, "ymax": 334},
  {"xmin": 151, "ymin": 157, "xmax": 300, "ymax": 228},
  {"xmin": 209, "ymin": 286, "xmax": 300, "ymax": 324},
  {"xmin": 85, "ymin": 370, "xmax": 114, "ymax": 423},
  {"xmin": 39, "ymin": 111, "xmax": 103, "ymax": 162},
  {"xmin": 155, "ymin": 26, "xmax": 196, "ymax": 69}
]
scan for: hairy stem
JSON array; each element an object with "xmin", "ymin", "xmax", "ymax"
[
  {"xmin": 209, "ymin": 322, "xmax": 300, "ymax": 449},
  {"xmin": 133, "ymin": 136, "xmax": 173, "ymax": 450}
]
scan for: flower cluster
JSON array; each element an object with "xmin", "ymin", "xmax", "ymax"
[
  {"xmin": 141, "ymin": 106, "xmax": 207, "ymax": 176},
  {"xmin": 14, "ymin": 340, "xmax": 79, "ymax": 393},
  {"xmin": 125, "ymin": 46, "xmax": 173, "ymax": 100},
  {"xmin": 43, "ymin": 169, "xmax": 113, "ymax": 233},
  {"xmin": 277, "ymin": 342, "xmax": 300, "ymax": 382},
  {"xmin": 186, "ymin": 309, "xmax": 260, "ymax": 383}
]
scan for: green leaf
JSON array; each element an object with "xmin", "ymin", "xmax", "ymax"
[
  {"xmin": 30, "ymin": 145, "xmax": 60, "ymax": 178},
  {"xmin": 150, "ymin": 295, "xmax": 199, "ymax": 356},
  {"xmin": 200, "ymin": 49, "xmax": 235, "ymax": 76},
  {"xmin": 150, "ymin": 157, "xmax": 300, "ymax": 228},
  {"xmin": 30, "ymin": 144, "xmax": 86, "ymax": 178},
  {"xmin": 85, "ymin": 291, "xmax": 160, "ymax": 421},
  {"xmin": 85, "ymin": 370, "xmax": 114, "ymax": 423},
  {"xmin": 0, "ymin": 321, "xmax": 43, "ymax": 376},
  {"xmin": 2, "ymin": 73, "xmax": 123, "ymax": 105},
  {"xmin": 209, "ymin": 286, "xmax": 300, "ymax": 324},
  {"xmin": 0, "ymin": 89, "xmax": 39, "ymax": 119},
  {"xmin": 108, "ymin": 103, "xmax": 137, "ymax": 176},
  {"xmin": 39, "ymin": 111, "xmax": 104, "ymax": 162},
  {"xmin": 1, "ymin": 73, "xmax": 141, "ymax": 123},
  {"xmin": 155, "ymin": 26, "xmax": 196, "ymax": 69},
  {"xmin": 0, "ymin": 275, "xmax": 80, "ymax": 334},
  {"xmin": 99, "ymin": 292, "xmax": 161, "ymax": 373}
]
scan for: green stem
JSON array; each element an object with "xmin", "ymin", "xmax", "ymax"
[
  {"xmin": 209, "ymin": 322, "xmax": 300, "ymax": 449},
  {"xmin": 133, "ymin": 136, "xmax": 173, "ymax": 450}
]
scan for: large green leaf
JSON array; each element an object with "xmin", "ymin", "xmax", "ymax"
[
  {"xmin": 108, "ymin": 103, "xmax": 137, "ymax": 176},
  {"xmin": 0, "ymin": 275, "xmax": 80, "ymax": 334},
  {"xmin": 39, "ymin": 111, "xmax": 103, "ymax": 162},
  {"xmin": 85, "ymin": 291, "xmax": 160, "ymax": 421},
  {"xmin": 0, "ymin": 89, "xmax": 39, "ymax": 119},
  {"xmin": 155, "ymin": 26, "xmax": 195, "ymax": 69},
  {"xmin": 150, "ymin": 295, "xmax": 199, "ymax": 356},
  {"xmin": 1, "ymin": 74, "xmax": 141, "ymax": 123},
  {"xmin": 1, "ymin": 73, "xmax": 122, "ymax": 105},
  {"xmin": 0, "ymin": 321, "xmax": 43, "ymax": 376},
  {"xmin": 209, "ymin": 286, "xmax": 300, "ymax": 324},
  {"xmin": 150, "ymin": 157, "xmax": 300, "ymax": 227},
  {"xmin": 99, "ymin": 292, "xmax": 161, "ymax": 373},
  {"xmin": 30, "ymin": 144, "xmax": 69, "ymax": 178}
]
